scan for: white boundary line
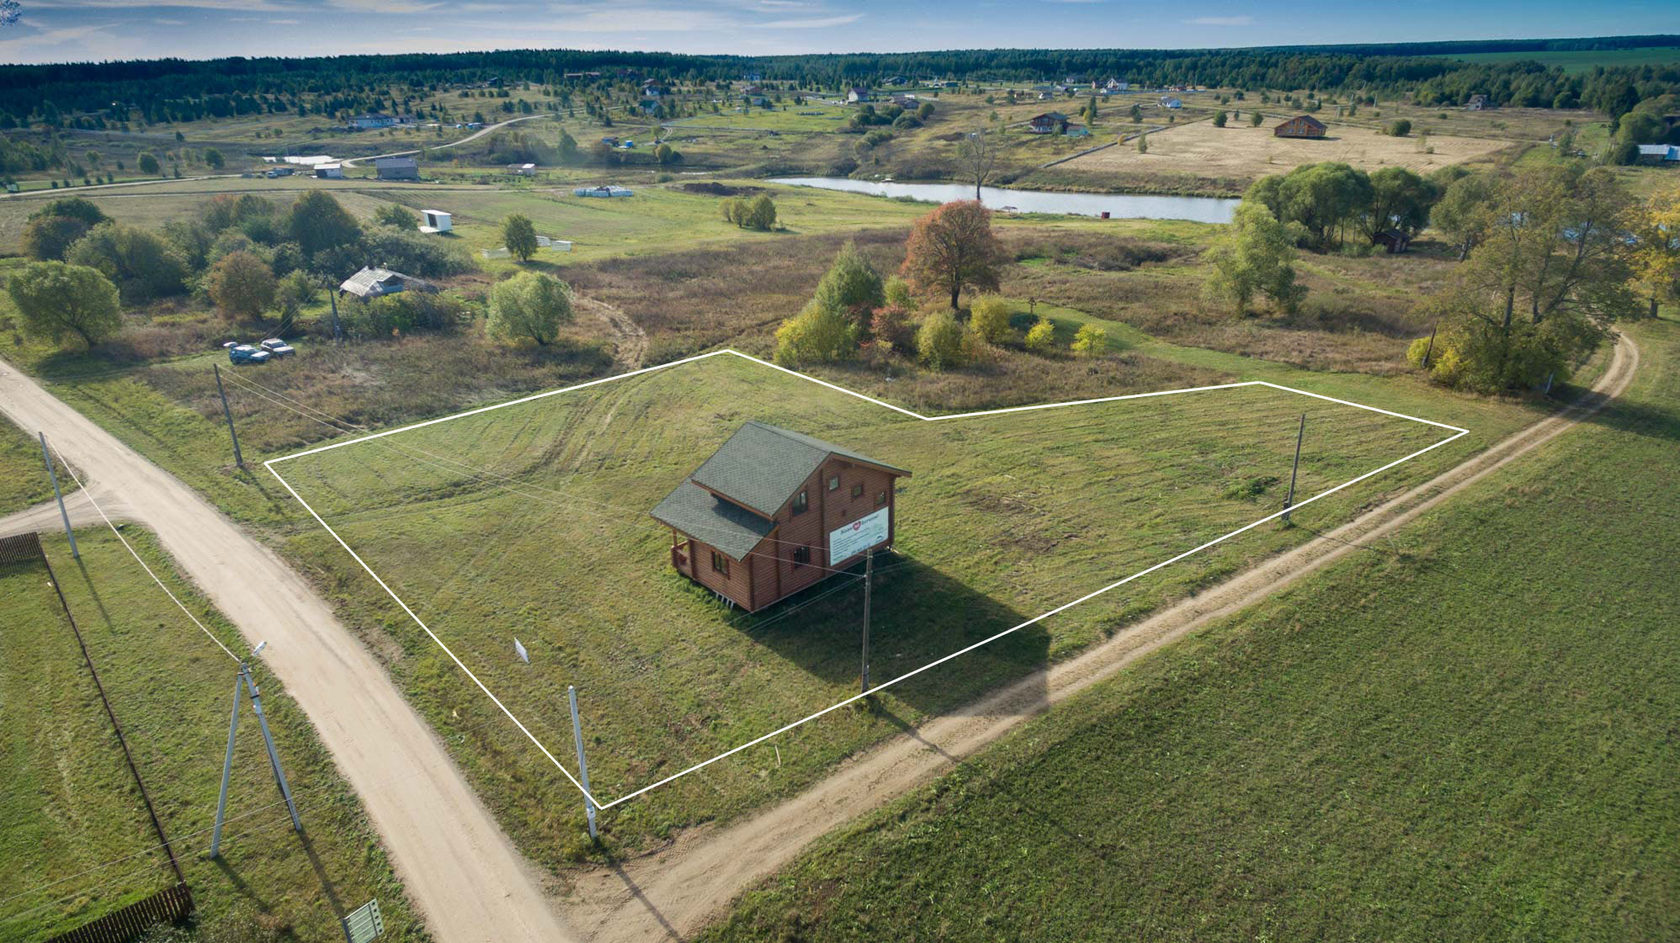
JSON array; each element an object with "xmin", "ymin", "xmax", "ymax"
[{"xmin": 265, "ymin": 349, "xmax": 1468, "ymax": 810}]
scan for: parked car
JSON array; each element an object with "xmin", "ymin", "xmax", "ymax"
[
  {"xmin": 228, "ymin": 344, "xmax": 271, "ymax": 365},
  {"xmin": 260, "ymin": 338, "xmax": 296, "ymax": 357}
]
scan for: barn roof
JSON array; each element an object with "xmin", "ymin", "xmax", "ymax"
[{"xmin": 651, "ymin": 421, "xmax": 910, "ymax": 559}]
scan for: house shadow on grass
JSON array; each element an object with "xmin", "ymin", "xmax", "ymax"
[{"xmin": 738, "ymin": 553, "xmax": 1050, "ymax": 720}]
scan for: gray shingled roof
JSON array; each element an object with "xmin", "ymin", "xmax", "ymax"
[
  {"xmin": 338, "ymin": 266, "xmax": 432, "ymax": 298},
  {"xmin": 650, "ymin": 421, "xmax": 909, "ymax": 560}
]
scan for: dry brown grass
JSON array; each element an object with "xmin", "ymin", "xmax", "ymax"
[{"xmin": 1062, "ymin": 115, "xmax": 1510, "ymax": 184}]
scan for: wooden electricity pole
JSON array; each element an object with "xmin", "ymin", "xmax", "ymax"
[
  {"xmin": 1283, "ymin": 413, "xmax": 1305, "ymax": 524},
  {"xmin": 213, "ymin": 364, "xmax": 243, "ymax": 469},
  {"xmin": 1421, "ymin": 322, "xmax": 1439, "ymax": 369}
]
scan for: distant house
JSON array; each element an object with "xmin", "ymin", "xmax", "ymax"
[
  {"xmin": 1273, "ymin": 115, "xmax": 1328, "ymax": 139},
  {"xmin": 1104, "ymin": 78, "xmax": 1128, "ymax": 92},
  {"xmin": 1372, "ymin": 229, "xmax": 1412, "ymax": 254},
  {"xmin": 1636, "ymin": 144, "xmax": 1680, "ymax": 164},
  {"xmin": 349, "ymin": 113, "xmax": 398, "ymax": 130},
  {"xmin": 507, "ymin": 163, "xmax": 537, "ymax": 176},
  {"xmin": 1466, "ymin": 94, "xmax": 1492, "ymax": 111},
  {"xmin": 374, "ymin": 156, "xmax": 419, "ymax": 180},
  {"xmin": 846, "ymin": 87, "xmax": 871, "ymax": 104},
  {"xmin": 890, "ymin": 93, "xmax": 919, "ymax": 108},
  {"xmin": 1028, "ymin": 112, "xmax": 1069, "ymax": 134},
  {"xmin": 651, "ymin": 421, "xmax": 911, "ymax": 613},
  {"xmin": 1159, "ymin": 96, "xmax": 1183, "ymax": 109},
  {"xmin": 420, "ymin": 209, "xmax": 452, "ymax": 233},
  {"xmin": 314, "ymin": 163, "xmax": 344, "ymax": 179},
  {"xmin": 642, "ymin": 81, "xmax": 668, "ymax": 98},
  {"xmin": 338, "ymin": 267, "xmax": 435, "ymax": 300}
]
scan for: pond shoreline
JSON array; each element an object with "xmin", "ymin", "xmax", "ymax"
[{"xmin": 769, "ymin": 176, "xmax": 1240, "ymax": 223}]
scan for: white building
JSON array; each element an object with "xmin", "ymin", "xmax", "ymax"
[{"xmin": 420, "ymin": 209, "xmax": 452, "ymax": 233}]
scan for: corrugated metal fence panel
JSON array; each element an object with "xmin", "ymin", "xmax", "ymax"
[
  {"xmin": 0, "ymin": 531, "xmax": 43, "ymax": 567},
  {"xmin": 44, "ymin": 883, "xmax": 194, "ymax": 943}
]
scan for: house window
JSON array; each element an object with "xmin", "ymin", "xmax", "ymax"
[
  {"xmin": 792, "ymin": 546, "xmax": 811, "ymax": 568},
  {"xmin": 851, "ymin": 483, "xmax": 864, "ymax": 499},
  {"xmin": 876, "ymin": 490, "xmax": 888, "ymax": 506},
  {"xmin": 711, "ymin": 551, "xmax": 729, "ymax": 576},
  {"xmin": 828, "ymin": 474, "xmax": 841, "ymax": 491},
  {"xmin": 792, "ymin": 490, "xmax": 808, "ymax": 514}
]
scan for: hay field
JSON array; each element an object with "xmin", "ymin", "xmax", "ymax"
[{"xmin": 1066, "ymin": 116, "xmax": 1511, "ymax": 181}]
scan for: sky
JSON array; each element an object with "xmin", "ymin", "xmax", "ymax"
[{"xmin": 0, "ymin": 0, "xmax": 1676, "ymax": 66}]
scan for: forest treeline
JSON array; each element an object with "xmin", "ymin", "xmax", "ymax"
[{"xmin": 2, "ymin": 35, "xmax": 1678, "ymax": 128}]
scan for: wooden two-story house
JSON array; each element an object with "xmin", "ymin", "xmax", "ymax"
[{"xmin": 651, "ymin": 421, "xmax": 910, "ymax": 612}]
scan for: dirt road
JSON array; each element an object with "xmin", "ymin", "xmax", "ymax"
[
  {"xmin": 0, "ymin": 358, "xmax": 576, "ymax": 943},
  {"xmin": 568, "ymin": 334, "xmax": 1640, "ymax": 942},
  {"xmin": 0, "ymin": 485, "xmax": 126, "ymax": 540}
]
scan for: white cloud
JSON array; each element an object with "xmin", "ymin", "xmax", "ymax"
[
  {"xmin": 1185, "ymin": 15, "xmax": 1253, "ymax": 25},
  {"xmin": 750, "ymin": 12, "xmax": 861, "ymax": 27}
]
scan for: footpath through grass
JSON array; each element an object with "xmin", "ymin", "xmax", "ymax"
[
  {"xmin": 0, "ymin": 529, "xmax": 423, "ymax": 942},
  {"xmin": 700, "ymin": 318, "xmax": 1680, "ymax": 942}
]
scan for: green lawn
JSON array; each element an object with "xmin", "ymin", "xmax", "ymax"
[
  {"xmin": 0, "ymin": 417, "xmax": 74, "ymax": 516},
  {"xmin": 272, "ymin": 349, "xmax": 1489, "ymax": 863},
  {"xmin": 0, "ymin": 529, "xmax": 424, "ymax": 942},
  {"xmin": 700, "ymin": 316, "xmax": 1680, "ymax": 942}
]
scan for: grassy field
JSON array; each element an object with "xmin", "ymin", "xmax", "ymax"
[
  {"xmin": 0, "ymin": 417, "xmax": 75, "ymax": 516},
  {"xmin": 1454, "ymin": 45, "xmax": 1680, "ymax": 72},
  {"xmin": 699, "ymin": 315, "xmax": 1680, "ymax": 942},
  {"xmin": 1060, "ymin": 114, "xmax": 1510, "ymax": 184},
  {"xmin": 267, "ymin": 347, "xmax": 1506, "ymax": 862},
  {"xmin": 0, "ymin": 529, "xmax": 423, "ymax": 942}
]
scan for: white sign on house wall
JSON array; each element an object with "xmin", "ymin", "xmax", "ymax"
[{"xmin": 829, "ymin": 507, "xmax": 889, "ymax": 565}]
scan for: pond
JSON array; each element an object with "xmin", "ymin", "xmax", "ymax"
[{"xmin": 769, "ymin": 177, "xmax": 1240, "ymax": 223}]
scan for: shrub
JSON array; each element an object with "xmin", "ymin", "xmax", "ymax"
[
  {"xmin": 1071, "ymin": 323, "xmax": 1108, "ymax": 356},
  {"xmin": 774, "ymin": 299, "xmax": 858, "ymax": 366},
  {"xmin": 967, "ymin": 295, "xmax": 1014, "ymax": 343},
  {"xmin": 916, "ymin": 309, "xmax": 967, "ymax": 369},
  {"xmin": 66, "ymin": 222, "xmax": 187, "ymax": 303},
  {"xmin": 375, "ymin": 204, "xmax": 419, "ymax": 230},
  {"xmin": 22, "ymin": 214, "xmax": 89, "ymax": 261},
  {"xmin": 883, "ymin": 275, "xmax": 919, "ymax": 311},
  {"xmin": 869, "ymin": 304, "xmax": 915, "ymax": 353},
  {"xmin": 1024, "ymin": 319, "xmax": 1056, "ymax": 352},
  {"xmin": 7, "ymin": 261, "xmax": 122, "ymax": 349},
  {"xmin": 1213, "ymin": 110, "xmax": 1228, "ymax": 128},
  {"xmin": 487, "ymin": 271, "xmax": 572, "ymax": 345},
  {"xmin": 204, "ymin": 251, "xmax": 277, "ymax": 321},
  {"xmin": 725, "ymin": 194, "xmax": 778, "ymax": 231},
  {"xmin": 814, "ymin": 241, "xmax": 884, "ymax": 330},
  {"xmin": 1387, "ymin": 118, "xmax": 1412, "ymax": 137}
]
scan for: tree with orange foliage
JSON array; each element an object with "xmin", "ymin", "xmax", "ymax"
[{"xmin": 899, "ymin": 200, "xmax": 1008, "ymax": 311}]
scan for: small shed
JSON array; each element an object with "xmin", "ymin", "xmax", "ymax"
[
  {"xmin": 506, "ymin": 163, "xmax": 537, "ymax": 176},
  {"xmin": 338, "ymin": 267, "xmax": 435, "ymax": 299},
  {"xmin": 652, "ymin": 421, "xmax": 911, "ymax": 613},
  {"xmin": 1372, "ymin": 229, "xmax": 1412, "ymax": 254},
  {"xmin": 846, "ymin": 87, "xmax": 871, "ymax": 103},
  {"xmin": 1466, "ymin": 94, "xmax": 1491, "ymax": 111},
  {"xmin": 374, "ymin": 157, "xmax": 419, "ymax": 181},
  {"xmin": 314, "ymin": 163, "xmax": 344, "ymax": 179},
  {"xmin": 420, "ymin": 210, "xmax": 452, "ymax": 233},
  {"xmin": 1273, "ymin": 115, "xmax": 1328, "ymax": 139}
]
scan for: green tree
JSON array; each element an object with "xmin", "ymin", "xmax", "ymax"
[
  {"xmin": 774, "ymin": 298, "xmax": 858, "ymax": 366},
  {"xmin": 375, "ymin": 204, "xmax": 419, "ymax": 230},
  {"xmin": 746, "ymin": 194, "xmax": 777, "ymax": 231},
  {"xmin": 487, "ymin": 271, "xmax": 573, "ymax": 345},
  {"xmin": 1387, "ymin": 118, "xmax": 1412, "ymax": 137},
  {"xmin": 287, "ymin": 191, "xmax": 361, "ymax": 258},
  {"xmin": 967, "ymin": 295, "xmax": 1013, "ymax": 343},
  {"xmin": 1246, "ymin": 162, "xmax": 1373, "ymax": 252},
  {"xmin": 1251, "ymin": 111, "xmax": 1264, "ymax": 127},
  {"xmin": 1213, "ymin": 110, "xmax": 1228, "ymax": 128},
  {"xmin": 66, "ymin": 222, "xmax": 187, "ymax": 303},
  {"xmin": 204, "ymin": 250, "xmax": 277, "ymax": 321},
  {"xmin": 204, "ymin": 148, "xmax": 224, "ymax": 169},
  {"xmin": 1204, "ymin": 202, "xmax": 1307, "ymax": 316},
  {"xmin": 7, "ymin": 261, "xmax": 122, "ymax": 348},
  {"xmin": 1430, "ymin": 171, "xmax": 1497, "ymax": 260},
  {"xmin": 137, "ymin": 152, "xmax": 160, "ymax": 175},
  {"xmin": 29, "ymin": 197, "xmax": 107, "ymax": 228},
  {"xmin": 900, "ymin": 200, "xmax": 1007, "ymax": 310},
  {"xmin": 557, "ymin": 128, "xmax": 580, "ymax": 164},
  {"xmin": 1361, "ymin": 166, "xmax": 1437, "ymax": 242},
  {"xmin": 22, "ymin": 214, "xmax": 89, "ymax": 261},
  {"xmin": 813, "ymin": 241, "xmax": 884, "ymax": 330},
  {"xmin": 915, "ymin": 309, "xmax": 967, "ymax": 369},
  {"xmin": 1071, "ymin": 323, "xmax": 1108, "ymax": 356},
  {"xmin": 1129, "ymin": 103, "xmax": 1142, "ymax": 123},
  {"xmin": 502, "ymin": 214, "xmax": 539, "ymax": 261},
  {"xmin": 883, "ymin": 275, "xmax": 919, "ymax": 311},
  {"xmin": 1024, "ymin": 319, "xmax": 1056, "ymax": 352}
]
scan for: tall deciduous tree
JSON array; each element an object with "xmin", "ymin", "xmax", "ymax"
[
  {"xmin": 488, "ymin": 271, "xmax": 573, "ymax": 346},
  {"xmin": 205, "ymin": 250, "xmax": 277, "ymax": 321},
  {"xmin": 955, "ymin": 129, "xmax": 996, "ymax": 200},
  {"xmin": 7, "ymin": 261, "xmax": 122, "ymax": 349},
  {"xmin": 65, "ymin": 222, "xmax": 186, "ymax": 303},
  {"xmin": 287, "ymin": 191, "xmax": 361, "ymax": 258},
  {"xmin": 1361, "ymin": 167, "xmax": 1436, "ymax": 241},
  {"xmin": 1429, "ymin": 171, "xmax": 1497, "ymax": 260},
  {"xmin": 813, "ymin": 241, "xmax": 884, "ymax": 331},
  {"xmin": 1204, "ymin": 202, "xmax": 1307, "ymax": 316},
  {"xmin": 502, "ymin": 213, "xmax": 539, "ymax": 261},
  {"xmin": 900, "ymin": 200, "xmax": 1007, "ymax": 311},
  {"xmin": 1632, "ymin": 184, "xmax": 1680, "ymax": 313}
]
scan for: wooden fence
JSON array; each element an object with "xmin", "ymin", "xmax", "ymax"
[
  {"xmin": 45, "ymin": 884, "xmax": 195, "ymax": 943},
  {"xmin": 0, "ymin": 531, "xmax": 43, "ymax": 567}
]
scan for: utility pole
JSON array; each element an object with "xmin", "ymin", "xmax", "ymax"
[
  {"xmin": 329, "ymin": 290, "xmax": 344, "ymax": 344},
  {"xmin": 568, "ymin": 686, "xmax": 598, "ymax": 840},
  {"xmin": 213, "ymin": 364, "xmax": 243, "ymax": 469},
  {"xmin": 212, "ymin": 655, "xmax": 301, "ymax": 859},
  {"xmin": 1283, "ymin": 413, "xmax": 1305, "ymax": 524},
  {"xmin": 860, "ymin": 548, "xmax": 873, "ymax": 695},
  {"xmin": 1421, "ymin": 322, "xmax": 1438, "ymax": 369},
  {"xmin": 39, "ymin": 432, "xmax": 78, "ymax": 560}
]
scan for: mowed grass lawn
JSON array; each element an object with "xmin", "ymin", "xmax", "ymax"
[
  {"xmin": 0, "ymin": 418, "xmax": 73, "ymax": 516},
  {"xmin": 276, "ymin": 352, "xmax": 1456, "ymax": 860},
  {"xmin": 0, "ymin": 530, "xmax": 422, "ymax": 942},
  {"xmin": 701, "ymin": 319, "xmax": 1680, "ymax": 942}
]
